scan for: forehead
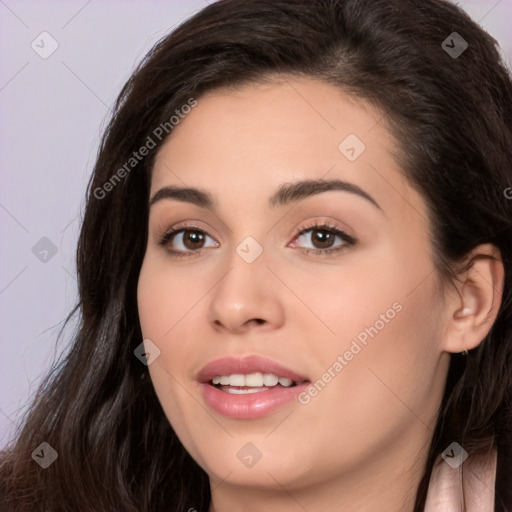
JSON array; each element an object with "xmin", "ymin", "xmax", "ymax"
[{"xmin": 150, "ymin": 77, "xmax": 424, "ymax": 220}]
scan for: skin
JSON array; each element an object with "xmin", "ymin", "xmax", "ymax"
[{"xmin": 137, "ymin": 76, "xmax": 503, "ymax": 512}]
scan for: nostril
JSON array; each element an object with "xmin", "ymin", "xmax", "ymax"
[{"xmin": 242, "ymin": 318, "xmax": 266, "ymax": 328}]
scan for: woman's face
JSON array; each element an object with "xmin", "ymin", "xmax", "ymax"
[{"xmin": 137, "ymin": 77, "xmax": 451, "ymax": 505}]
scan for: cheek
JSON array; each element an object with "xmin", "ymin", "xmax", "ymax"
[
  {"xmin": 137, "ymin": 252, "xmax": 211, "ymax": 340},
  {"xmin": 292, "ymin": 241, "xmax": 444, "ymax": 422},
  {"xmin": 298, "ymin": 264, "xmax": 445, "ymax": 446},
  {"xmin": 272, "ymin": 238, "xmax": 433, "ymax": 351},
  {"xmin": 137, "ymin": 255, "xmax": 200, "ymax": 383},
  {"xmin": 136, "ymin": 254, "xmax": 213, "ymax": 445}
]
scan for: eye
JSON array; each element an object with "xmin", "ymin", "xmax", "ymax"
[
  {"xmin": 158, "ymin": 221, "xmax": 356, "ymax": 258},
  {"xmin": 291, "ymin": 221, "xmax": 356, "ymax": 256},
  {"xmin": 159, "ymin": 225, "xmax": 219, "ymax": 257}
]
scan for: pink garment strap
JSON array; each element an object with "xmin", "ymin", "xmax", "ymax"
[{"xmin": 424, "ymin": 448, "xmax": 497, "ymax": 511}]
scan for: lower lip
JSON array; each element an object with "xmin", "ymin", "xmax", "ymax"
[{"xmin": 201, "ymin": 382, "xmax": 309, "ymax": 419}]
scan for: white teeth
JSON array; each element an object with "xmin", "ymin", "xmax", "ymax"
[
  {"xmin": 224, "ymin": 387, "xmax": 267, "ymax": 394},
  {"xmin": 263, "ymin": 374, "xmax": 279, "ymax": 386},
  {"xmin": 229, "ymin": 374, "xmax": 245, "ymax": 386},
  {"xmin": 245, "ymin": 372, "xmax": 264, "ymax": 387},
  {"xmin": 278, "ymin": 377, "xmax": 293, "ymax": 387},
  {"xmin": 211, "ymin": 373, "xmax": 295, "ymax": 387}
]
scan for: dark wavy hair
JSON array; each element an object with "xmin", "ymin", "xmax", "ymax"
[{"xmin": 1, "ymin": 0, "xmax": 511, "ymax": 510}]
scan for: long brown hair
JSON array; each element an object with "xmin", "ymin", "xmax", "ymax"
[{"xmin": 1, "ymin": 1, "xmax": 511, "ymax": 510}]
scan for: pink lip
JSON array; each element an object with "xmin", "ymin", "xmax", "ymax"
[
  {"xmin": 200, "ymin": 382, "xmax": 310, "ymax": 419},
  {"xmin": 197, "ymin": 355, "xmax": 310, "ymax": 419}
]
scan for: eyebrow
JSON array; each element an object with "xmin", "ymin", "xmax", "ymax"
[{"xmin": 149, "ymin": 179, "xmax": 382, "ymax": 212}]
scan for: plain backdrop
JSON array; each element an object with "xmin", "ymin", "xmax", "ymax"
[{"xmin": 1, "ymin": 0, "xmax": 511, "ymax": 449}]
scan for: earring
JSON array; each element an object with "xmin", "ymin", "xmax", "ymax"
[{"xmin": 461, "ymin": 350, "xmax": 468, "ymax": 356}]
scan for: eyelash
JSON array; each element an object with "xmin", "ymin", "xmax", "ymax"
[{"xmin": 158, "ymin": 221, "xmax": 356, "ymax": 258}]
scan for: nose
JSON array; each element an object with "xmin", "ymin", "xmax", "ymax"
[{"xmin": 207, "ymin": 250, "xmax": 285, "ymax": 335}]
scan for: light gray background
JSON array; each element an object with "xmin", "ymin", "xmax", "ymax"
[{"xmin": 1, "ymin": 0, "xmax": 511, "ymax": 448}]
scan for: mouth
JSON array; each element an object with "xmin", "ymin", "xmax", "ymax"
[{"xmin": 197, "ymin": 355, "xmax": 311, "ymax": 418}]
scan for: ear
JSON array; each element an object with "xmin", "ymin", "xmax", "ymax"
[{"xmin": 441, "ymin": 244, "xmax": 504, "ymax": 353}]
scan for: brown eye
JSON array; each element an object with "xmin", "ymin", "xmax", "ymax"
[
  {"xmin": 159, "ymin": 227, "xmax": 219, "ymax": 256},
  {"xmin": 292, "ymin": 223, "xmax": 356, "ymax": 256},
  {"xmin": 309, "ymin": 229, "xmax": 336, "ymax": 249},
  {"xmin": 180, "ymin": 230, "xmax": 206, "ymax": 250}
]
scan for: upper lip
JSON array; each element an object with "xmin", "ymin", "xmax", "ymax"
[{"xmin": 197, "ymin": 355, "xmax": 309, "ymax": 384}]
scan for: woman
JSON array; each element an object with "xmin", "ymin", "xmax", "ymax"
[{"xmin": 1, "ymin": 0, "xmax": 511, "ymax": 510}]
